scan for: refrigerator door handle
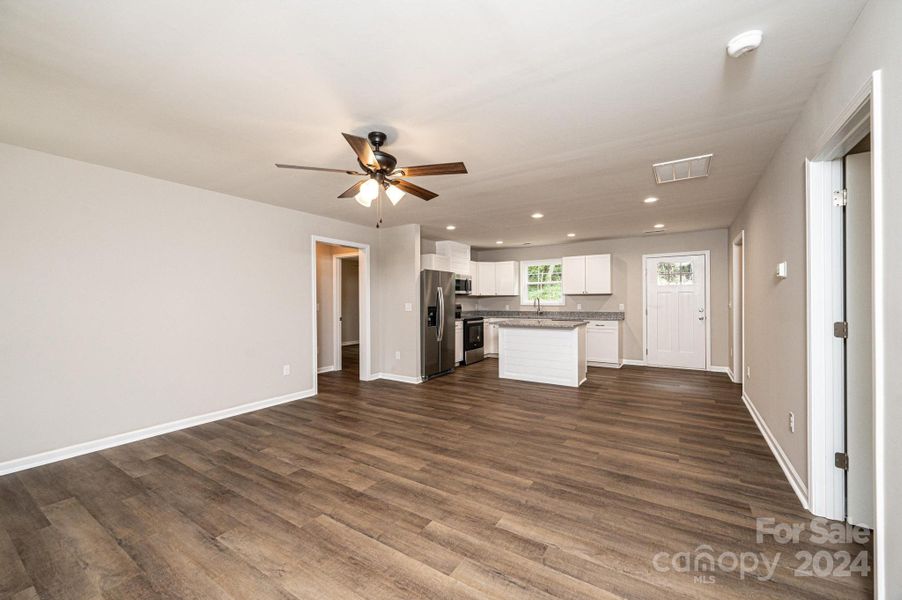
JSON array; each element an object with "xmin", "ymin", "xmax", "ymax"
[{"xmin": 436, "ymin": 286, "xmax": 445, "ymax": 341}]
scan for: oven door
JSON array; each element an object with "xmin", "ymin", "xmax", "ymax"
[{"xmin": 463, "ymin": 319, "xmax": 484, "ymax": 364}]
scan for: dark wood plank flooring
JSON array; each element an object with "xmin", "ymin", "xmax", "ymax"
[{"xmin": 0, "ymin": 350, "xmax": 872, "ymax": 599}]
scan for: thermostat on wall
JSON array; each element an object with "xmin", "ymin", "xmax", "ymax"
[{"xmin": 776, "ymin": 261, "xmax": 788, "ymax": 279}]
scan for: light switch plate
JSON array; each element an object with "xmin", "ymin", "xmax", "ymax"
[
  {"xmin": 404, "ymin": 302, "xmax": 412, "ymax": 312},
  {"xmin": 395, "ymin": 351, "xmax": 401, "ymax": 360},
  {"xmin": 619, "ymin": 303, "xmax": 625, "ymax": 311},
  {"xmin": 283, "ymin": 364, "xmax": 290, "ymax": 376},
  {"xmin": 776, "ymin": 261, "xmax": 788, "ymax": 279}
]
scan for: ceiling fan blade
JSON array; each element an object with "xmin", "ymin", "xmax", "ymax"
[
  {"xmin": 395, "ymin": 162, "xmax": 468, "ymax": 177},
  {"xmin": 393, "ymin": 179, "xmax": 439, "ymax": 201},
  {"xmin": 275, "ymin": 164, "xmax": 365, "ymax": 175},
  {"xmin": 338, "ymin": 178, "xmax": 369, "ymax": 198},
  {"xmin": 341, "ymin": 133, "xmax": 379, "ymax": 170}
]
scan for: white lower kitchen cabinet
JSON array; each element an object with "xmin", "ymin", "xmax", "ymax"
[
  {"xmin": 586, "ymin": 320, "xmax": 622, "ymax": 367},
  {"xmin": 485, "ymin": 321, "xmax": 499, "ymax": 356},
  {"xmin": 455, "ymin": 321, "xmax": 464, "ymax": 364}
]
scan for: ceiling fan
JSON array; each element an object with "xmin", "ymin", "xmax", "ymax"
[{"xmin": 276, "ymin": 131, "xmax": 467, "ymax": 226}]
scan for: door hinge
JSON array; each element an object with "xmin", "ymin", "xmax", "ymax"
[
  {"xmin": 835, "ymin": 452, "xmax": 849, "ymax": 470},
  {"xmin": 833, "ymin": 189, "xmax": 847, "ymax": 207},
  {"xmin": 833, "ymin": 321, "xmax": 848, "ymax": 338},
  {"xmin": 645, "ymin": 348, "xmax": 648, "ymax": 355}
]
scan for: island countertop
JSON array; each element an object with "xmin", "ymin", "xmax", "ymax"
[{"xmin": 495, "ymin": 319, "xmax": 588, "ymax": 330}]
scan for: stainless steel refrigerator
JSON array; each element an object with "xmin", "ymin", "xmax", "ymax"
[{"xmin": 421, "ymin": 269, "xmax": 456, "ymax": 380}]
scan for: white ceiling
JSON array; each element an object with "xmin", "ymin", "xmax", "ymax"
[{"xmin": 0, "ymin": 0, "xmax": 865, "ymax": 248}]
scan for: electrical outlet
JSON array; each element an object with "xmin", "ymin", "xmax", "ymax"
[
  {"xmin": 404, "ymin": 302, "xmax": 412, "ymax": 312},
  {"xmin": 577, "ymin": 303, "xmax": 582, "ymax": 310},
  {"xmin": 395, "ymin": 351, "xmax": 401, "ymax": 360},
  {"xmin": 505, "ymin": 305, "xmax": 510, "ymax": 310},
  {"xmin": 619, "ymin": 303, "xmax": 625, "ymax": 311},
  {"xmin": 283, "ymin": 364, "xmax": 291, "ymax": 376},
  {"xmin": 788, "ymin": 412, "xmax": 795, "ymax": 433},
  {"xmin": 747, "ymin": 366, "xmax": 751, "ymax": 379}
]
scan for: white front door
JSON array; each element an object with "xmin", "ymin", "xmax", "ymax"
[{"xmin": 645, "ymin": 254, "xmax": 707, "ymax": 369}]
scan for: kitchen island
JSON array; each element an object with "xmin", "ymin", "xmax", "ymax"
[{"xmin": 497, "ymin": 320, "xmax": 588, "ymax": 387}]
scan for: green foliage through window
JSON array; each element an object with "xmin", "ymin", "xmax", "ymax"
[{"xmin": 523, "ymin": 261, "xmax": 564, "ymax": 304}]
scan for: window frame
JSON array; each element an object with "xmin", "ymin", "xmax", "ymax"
[{"xmin": 519, "ymin": 259, "xmax": 565, "ymax": 306}]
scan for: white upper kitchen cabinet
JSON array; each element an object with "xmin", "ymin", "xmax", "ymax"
[
  {"xmin": 422, "ymin": 253, "xmax": 452, "ymax": 272},
  {"xmin": 584, "ymin": 254, "xmax": 612, "ymax": 294},
  {"xmin": 493, "ymin": 261, "xmax": 518, "ymax": 296},
  {"xmin": 562, "ymin": 256, "xmax": 586, "ymax": 295},
  {"xmin": 563, "ymin": 254, "xmax": 612, "ymax": 295},
  {"xmin": 476, "ymin": 262, "xmax": 496, "ymax": 296},
  {"xmin": 435, "ymin": 241, "xmax": 471, "ymax": 275}
]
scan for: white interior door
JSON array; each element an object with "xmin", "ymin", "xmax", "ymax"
[
  {"xmin": 645, "ymin": 254, "xmax": 707, "ymax": 369},
  {"xmin": 844, "ymin": 151, "xmax": 874, "ymax": 528}
]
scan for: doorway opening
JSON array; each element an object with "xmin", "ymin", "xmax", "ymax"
[
  {"xmin": 731, "ymin": 231, "xmax": 745, "ymax": 385},
  {"xmin": 805, "ymin": 75, "xmax": 879, "ymax": 535},
  {"xmin": 642, "ymin": 251, "xmax": 711, "ymax": 370},
  {"xmin": 334, "ymin": 252, "xmax": 360, "ymax": 375},
  {"xmin": 312, "ymin": 237, "xmax": 370, "ymax": 390}
]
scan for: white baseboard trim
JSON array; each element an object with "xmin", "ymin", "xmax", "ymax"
[
  {"xmin": 0, "ymin": 388, "xmax": 316, "ymax": 476},
  {"xmin": 622, "ymin": 359, "xmax": 647, "ymax": 366},
  {"xmin": 725, "ymin": 367, "xmax": 738, "ymax": 383},
  {"xmin": 374, "ymin": 372, "xmax": 422, "ymax": 384},
  {"xmin": 587, "ymin": 361, "xmax": 623, "ymax": 369},
  {"xmin": 317, "ymin": 365, "xmax": 336, "ymax": 373},
  {"xmin": 341, "ymin": 341, "xmax": 359, "ymax": 347},
  {"xmin": 741, "ymin": 391, "xmax": 809, "ymax": 510},
  {"xmin": 708, "ymin": 365, "xmax": 732, "ymax": 375}
]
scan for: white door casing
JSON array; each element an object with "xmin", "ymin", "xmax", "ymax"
[
  {"xmin": 645, "ymin": 253, "xmax": 707, "ymax": 369},
  {"xmin": 845, "ymin": 151, "xmax": 874, "ymax": 529}
]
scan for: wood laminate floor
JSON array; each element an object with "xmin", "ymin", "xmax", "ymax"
[{"xmin": 0, "ymin": 351, "xmax": 872, "ymax": 599}]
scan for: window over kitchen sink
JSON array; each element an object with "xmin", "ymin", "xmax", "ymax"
[{"xmin": 520, "ymin": 259, "xmax": 565, "ymax": 306}]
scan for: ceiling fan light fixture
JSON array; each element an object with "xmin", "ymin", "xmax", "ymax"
[
  {"xmin": 385, "ymin": 184, "xmax": 405, "ymax": 206},
  {"xmin": 355, "ymin": 178, "xmax": 379, "ymax": 207}
]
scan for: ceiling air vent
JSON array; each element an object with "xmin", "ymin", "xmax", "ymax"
[{"xmin": 653, "ymin": 154, "xmax": 713, "ymax": 184}]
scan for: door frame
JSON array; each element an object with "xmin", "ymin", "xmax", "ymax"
[
  {"xmin": 641, "ymin": 250, "xmax": 712, "ymax": 371},
  {"xmin": 730, "ymin": 231, "xmax": 745, "ymax": 386},
  {"xmin": 311, "ymin": 236, "xmax": 371, "ymax": 394},
  {"xmin": 804, "ymin": 74, "xmax": 880, "ymax": 525},
  {"xmin": 332, "ymin": 251, "xmax": 360, "ymax": 371}
]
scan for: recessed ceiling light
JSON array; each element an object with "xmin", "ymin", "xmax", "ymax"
[
  {"xmin": 531, "ymin": 213, "xmax": 544, "ymax": 219},
  {"xmin": 654, "ymin": 223, "xmax": 665, "ymax": 229},
  {"xmin": 495, "ymin": 240, "xmax": 504, "ymax": 245},
  {"xmin": 644, "ymin": 196, "xmax": 658, "ymax": 204},
  {"xmin": 727, "ymin": 30, "xmax": 763, "ymax": 58},
  {"xmin": 446, "ymin": 225, "xmax": 456, "ymax": 230},
  {"xmin": 567, "ymin": 233, "xmax": 576, "ymax": 238}
]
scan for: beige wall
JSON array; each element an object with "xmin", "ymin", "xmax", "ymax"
[
  {"xmin": 375, "ymin": 224, "xmax": 421, "ymax": 379},
  {"xmin": 727, "ymin": 1, "xmax": 902, "ymax": 591},
  {"xmin": 341, "ymin": 258, "xmax": 359, "ymax": 344},
  {"xmin": 0, "ymin": 143, "xmax": 391, "ymax": 467},
  {"xmin": 470, "ymin": 228, "xmax": 729, "ymax": 366}
]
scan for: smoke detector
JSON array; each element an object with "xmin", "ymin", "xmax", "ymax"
[
  {"xmin": 653, "ymin": 154, "xmax": 713, "ymax": 184},
  {"xmin": 727, "ymin": 30, "xmax": 763, "ymax": 58}
]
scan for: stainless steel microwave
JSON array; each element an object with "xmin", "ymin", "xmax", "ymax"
[{"xmin": 454, "ymin": 275, "xmax": 472, "ymax": 295}]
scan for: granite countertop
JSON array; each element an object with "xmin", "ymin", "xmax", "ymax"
[
  {"xmin": 495, "ymin": 319, "xmax": 588, "ymax": 329},
  {"xmin": 462, "ymin": 310, "xmax": 624, "ymax": 321}
]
